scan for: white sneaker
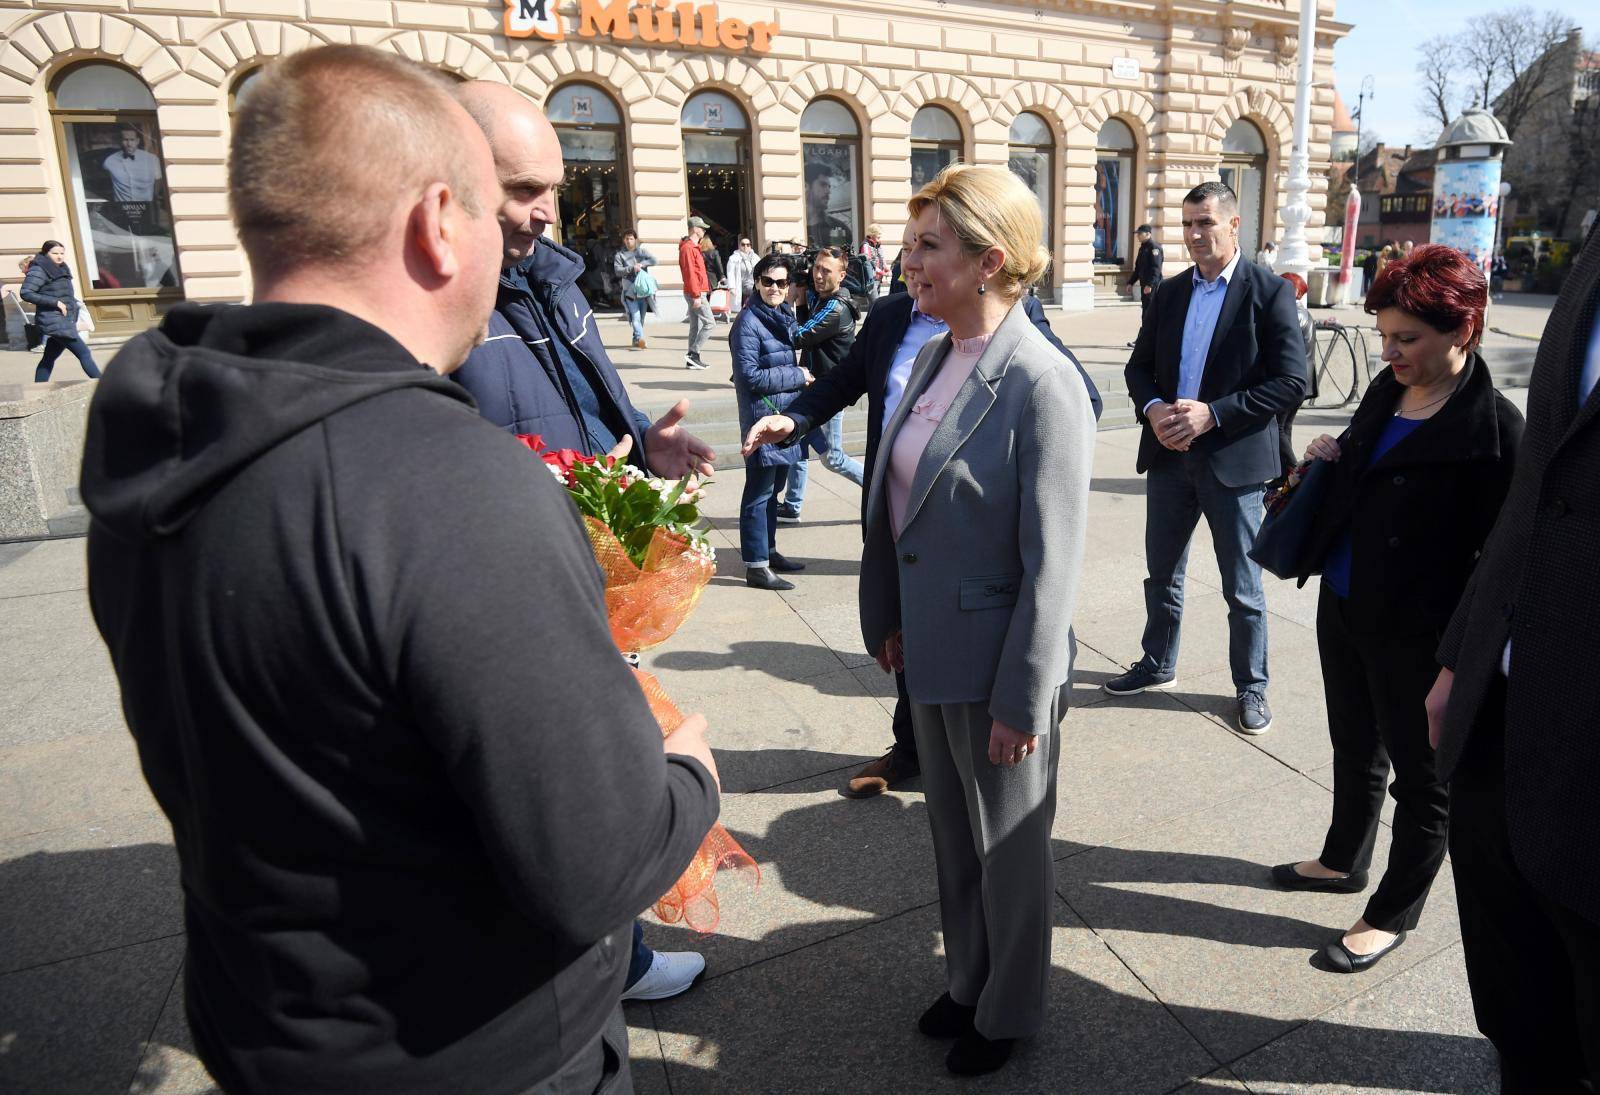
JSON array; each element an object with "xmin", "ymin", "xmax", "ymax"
[{"xmin": 619, "ymin": 949, "xmax": 706, "ymax": 1002}]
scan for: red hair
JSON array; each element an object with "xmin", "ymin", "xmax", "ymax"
[
  {"xmin": 1364, "ymin": 243, "xmax": 1487, "ymax": 349},
  {"xmin": 1279, "ymin": 272, "xmax": 1308, "ymax": 300}
]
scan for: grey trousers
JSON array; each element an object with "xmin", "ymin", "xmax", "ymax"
[
  {"xmin": 686, "ymin": 295, "xmax": 714, "ymax": 358},
  {"xmin": 910, "ymin": 687, "xmax": 1066, "ymax": 1040}
]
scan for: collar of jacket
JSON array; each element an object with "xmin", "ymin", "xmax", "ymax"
[
  {"xmin": 744, "ymin": 297, "xmax": 795, "ymax": 340},
  {"xmin": 500, "ymin": 239, "xmax": 585, "ymax": 303},
  {"xmin": 34, "ymin": 254, "xmax": 70, "ymax": 280},
  {"xmin": 1344, "ymin": 350, "xmax": 1505, "ymax": 471},
  {"xmin": 804, "ymin": 285, "xmax": 855, "ymax": 316}
]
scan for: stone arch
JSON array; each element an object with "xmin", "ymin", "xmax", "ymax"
[
  {"xmin": 0, "ymin": 11, "xmax": 186, "ymax": 92},
  {"xmin": 991, "ymin": 83, "xmax": 1080, "ymax": 144},
  {"xmin": 889, "ymin": 72, "xmax": 991, "ymax": 143},
  {"xmin": 1205, "ymin": 87, "xmax": 1293, "ymax": 155},
  {"xmin": 779, "ymin": 64, "xmax": 890, "ymax": 131},
  {"xmin": 185, "ymin": 21, "xmax": 347, "ymax": 88},
  {"xmin": 658, "ymin": 53, "xmax": 780, "ymax": 119},
  {"xmin": 376, "ymin": 31, "xmax": 509, "ymax": 83},
  {"xmin": 1075, "ymin": 87, "xmax": 1158, "ymax": 144},
  {"xmin": 510, "ymin": 41, "xmax": 652, "ymax": 114}
]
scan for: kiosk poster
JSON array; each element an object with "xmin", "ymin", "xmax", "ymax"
[{"xmin": 1430, "ymin": 159, "xmax": 1501, "ymax": 274}]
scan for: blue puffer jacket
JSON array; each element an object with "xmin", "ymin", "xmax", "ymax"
[
  {"xmin": 454, "ymin": 240, "xmax": 650, "ymax": 467},
  {"xmin": 730, "ymin": 298, "xmax": 812, "ymax": 468},
  {"xmin": 20, "ymin": 257, "xmax": 80, "ymax": 339}
]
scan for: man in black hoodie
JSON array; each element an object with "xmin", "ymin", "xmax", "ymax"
[{"xmin": 78, "ymin": 45, "xmax": 720, "ymax": 1095}]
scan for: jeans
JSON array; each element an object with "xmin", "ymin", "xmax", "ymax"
[
  {"xmin": 623, "ymin": 297, "xmax": 647, "ymax": 342},
  {"xmin": 624, "ymin": 919, "xmax": 651, "ymax": 988},
  {"xmin": 740, "ymin": 460, "xmax": 791, "ymax": 567},
  {"xmin": 1139, "ymin": 452, "xmax": 1268, "ymax": 694},
  {"xmin": 686, "ymin": 295, "xmax": 713, "ymax": 360},
  {"xmin": 36, "ymin": 335, "xmax": 100, "ymax": 382},
  {"xmin": 782, "ymin": 414, "xmax": 860, "ymax": 509}
]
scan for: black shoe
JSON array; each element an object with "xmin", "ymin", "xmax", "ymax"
[
  {"xmin": 946, "ymin": 1030, "xmax": 1015, "ymax": 1076},
  {"xmin": 768, "ymin": 552, "xmax": 805, "ymax": 573},
  {"xmin": 684, "ymin": 355, "xmax": 709, "ymax": 370},
  {"xmin": 1270, "ymin": 862, "xmax": 1369, "ymax": 894},
  {"xmin": 1125, "ymin": 339, "xmax": 1138, "ymax": 349},
  {"xmin": 775, "ymin": 504, "xmax": 801, "ymax": 523},
  {"xmin": 1102, "ymin": 662, "xmax": 1177, "ymax": 696},
  {"xmin": 745, "ymin": 566, "xmax": 794, "ymax": 591},
  {"xmin": 1238, "ymin": 692, "xmax": 1273, "ymax": 735},
  {"xmin": 1321, "ymin": 929, "xmax": 1406, "ymax": 973},
  {"xmin": 917, "ymin": 993, "xmax": 976, "ymax": 1039}
]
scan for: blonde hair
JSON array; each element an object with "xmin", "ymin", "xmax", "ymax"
[
  {"xmin": 907, "ymin": 164, "xmax": 1050, "ymax": 300},
  {"xmin": 229, "ymin": 45, "xmax": 484, "ymax": 283}
]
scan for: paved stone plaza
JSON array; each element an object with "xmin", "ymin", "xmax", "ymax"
[{"xmin": 0, "ymin": 300, "xmax": 1549, "ymax": 1094}]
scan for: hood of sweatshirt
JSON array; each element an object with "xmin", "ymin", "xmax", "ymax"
[{"xmin": 79, "ymin": 302, "xmax": 474, "ymax": 540}]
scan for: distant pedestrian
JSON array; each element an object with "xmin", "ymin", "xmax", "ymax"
[
  {"xmin": 20, "ymin": 240, "xmax": 100, "ymax": 382},
  {"xmin": 726, "ymin": 236, "xmax": 758, "ymax": 315},
  {"xmin": 613, "ymin": 228, "xmax": 656, "ymax": 349},
  {"xmin": 700, "ymin": 233, "xmax": 725, "ymax": 288},
  {"xmin": 860, "ymin": 224, "xmax": 890, "ymax": 297},
  {"xmin": 1256, "ymin": 240, "xmax": 1278, "ymax": 268},
  {"xmin": 1125, "ymin": 223, "xmax": 1164, "ymax": 346},
  {"xmin": 680, "ymin": 216, "xmax": 714, "ymax": 369}
]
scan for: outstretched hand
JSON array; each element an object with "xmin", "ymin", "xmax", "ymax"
[
  {"xmin": 743, "ymin": 415, "xmax": 797, "ymax": 456},
  {"xmin": 645, "ymin": 399, "xmax": 717, "ymax": 478}
]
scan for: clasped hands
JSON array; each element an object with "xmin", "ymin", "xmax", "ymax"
[
  {"xmin": 1147, "ymin": 399, "xmax": 1215, "ymax": 452},
  {"xmin": 874, "ymin": 631, "xmax": 1038, "ymax": 768}
]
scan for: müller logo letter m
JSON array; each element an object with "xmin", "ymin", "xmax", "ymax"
[{"xmin": 504, "ymin": 0, "xmax": 780, "ymax": 52}]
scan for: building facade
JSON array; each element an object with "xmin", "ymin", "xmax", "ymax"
[{"xmin": 0, "ymin": 0, "xmax": 1346, "ymax": 332}]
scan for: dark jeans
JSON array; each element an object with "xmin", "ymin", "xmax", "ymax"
[
  {"xmin": 739, "ymin": 459, "xmax": 790, "ymax": 568},
  {"xmin": 1451, "ymin": 680, "xmax": 1600, "ymax": 1093},
  {"xmin": 890, "ymin": 669, "xmax": 916, "ymax": 764},
  {"xmin": 37, "ymin": 335, "xmax": 100, "ymax": 382},
  {"xmin": 518, "ymin": 1003, "xmax": 632, "ymax": 1095},
  {"xmin": 1314, "ymin": 585, "xmax": 1448, "ymax": 932},
  {"xmin": 624, "ymin": 919, "xmax": 650, "ymax": 988},
  {"xmin": 1139, "ymin": 452, "xmax": 1268, "ymax": 694}
]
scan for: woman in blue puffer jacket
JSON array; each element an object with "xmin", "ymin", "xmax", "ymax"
[
  {"xmin": 730, "ymin": 253, "xmax": 818, "ymax": 591},
  {"xmin": 20, "ymin": 240, "xmax": 101, "ymax": 382}
]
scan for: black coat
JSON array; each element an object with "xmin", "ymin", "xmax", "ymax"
[
  {"xmin": 1128, "ymin": 239, "xmax": 1164, "ymax": 291},
  {"xmin": 1436, "ymin": 222, "xmax": 1600, "ymax": 922},
  {"xmin": 794, "ymin": 287, "xmax": 858, "ymax": 377},
  {"xmin": 20, "ymin": 256, "xmax": 80, "ymax": 339},
  {"xmin": 1294, "ymin": 352, "xmax": 1523, "ymax": 637},
  {"xmin": 1125, "ymin": 257, "xmax": 1308, "ymax": 487},
  {"xmin": 785, "ymin": 292, "xmax": 1102, "ymax": 526}
]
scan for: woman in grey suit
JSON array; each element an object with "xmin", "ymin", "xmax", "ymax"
[{"xmin": 858, "ymin": 165, "xmax": 1096, "ymax": 1076}]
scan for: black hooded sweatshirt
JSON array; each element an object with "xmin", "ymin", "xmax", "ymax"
[{"xmin": 79, "ymin": 303, "xmax": 719, "ymax": 1094}]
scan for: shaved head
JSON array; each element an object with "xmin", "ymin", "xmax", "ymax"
[{"xmin": 456, "ymin": 81, "xmax": 565, "ymax": 266}]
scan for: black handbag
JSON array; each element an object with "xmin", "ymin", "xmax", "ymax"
[
  {"xmin": 1249, "ymin": 457, "xmax": 1332, "ymax": 580},
  {"xmin": 24, "ymin": 318, "xmax": 43, "ymax": 350}
]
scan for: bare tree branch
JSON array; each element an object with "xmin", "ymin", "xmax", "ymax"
[
  {"xmin": 1478, "ymin": 8, "xmax": 1576, "ymax": 138},
  {"xmin": 1416, "ymin": 35, "xmax": 1461, "ymax": 133}
]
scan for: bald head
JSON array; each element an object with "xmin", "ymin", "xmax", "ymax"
[{"xmin": 456, "ymin": 81, "xmax": 565, "ymax": 267}]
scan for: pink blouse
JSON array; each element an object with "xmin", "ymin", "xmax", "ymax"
[{"xmin": 887, "ymin": 332, "xmax": 992, "ymax": 539}]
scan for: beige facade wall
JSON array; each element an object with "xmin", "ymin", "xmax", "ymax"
[{"xmin": 0, "ymin": 0, "xmax": 1347, "ymax": 321}]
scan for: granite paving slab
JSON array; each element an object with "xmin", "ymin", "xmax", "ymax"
[
  {"xmin": 644, "ymin": 610, "xmax": 852, "ymax": 706},
  {"xmin": 1175, "ymin": 664, "xmax": 1333, "ymax": 777},
  {"xmin": 7, "ymin": 639, "xmax": 128, "ymax": 747},
  {"xmin": 0, "ymin": 536, "xmax": 87, "ymax": 599},
  {"xmin": 0, "ymin": 728, "xmax": 157, "ymax": 841},
  {"xmin": 129, "ymin": 965, "xmax": 218, "ymax": 1095}
]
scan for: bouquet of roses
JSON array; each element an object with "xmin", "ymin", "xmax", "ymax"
[{"xmin": 517, "ymin": 435, "xmax": 757, "ymax": 931}]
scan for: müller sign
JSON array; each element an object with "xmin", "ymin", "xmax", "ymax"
[{"xmin": 505, "ymin": 0, "xmax": 781, "ymax": 53}]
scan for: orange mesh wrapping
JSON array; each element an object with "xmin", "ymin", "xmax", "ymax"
[{"xmin": 580, "ymin": 517, "xmax": 758, "ymax": 933}]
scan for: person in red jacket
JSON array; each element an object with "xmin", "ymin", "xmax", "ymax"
[{"xmin": 680, "ymin": 216, "xmax": 713, "ymax": 370}]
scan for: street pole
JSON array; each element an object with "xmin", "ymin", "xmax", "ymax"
[{"xmin": 1277, "ymin": 0, "xmax": 1319, "ymax": 281}]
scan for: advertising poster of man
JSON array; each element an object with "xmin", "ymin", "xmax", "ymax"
[
  {"xmin": 803, "ymin": 145, "xmax": 855, "ymax": 250},
  {"xmin": 1430, "ymin": 158, "xmax": 1501, "ymax": 275},
  {"xmin": 62, "ymin": 118, "xmax": 179, "ymax": 291},
  {"xmin": 1093, "ymin": 159, "xmax": 1122, "ymax": 263}
]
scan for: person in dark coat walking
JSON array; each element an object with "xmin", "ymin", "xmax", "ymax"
[
  {"xmin": 1271, "ymin": 244, "xmax": 1523, "ymax": 975},
  {"xmin": 731, "ymin": 254, "xmax": 813, "ymax": 592},
  {"xmin": 20, "ymin": 240, "xmax": 100, "ymax": 382},
  {"xmin": 1126, "ymin": 224, "xmax": 1164, "ymax": 314},
  {"xmin": 1425, "ymin": 220, "xmax": 1600, "ymax": 1092}
]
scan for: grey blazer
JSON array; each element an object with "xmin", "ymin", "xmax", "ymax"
[{"xmin": 858, "ymin": 302, "xmax": 1096, "ymax": 737}]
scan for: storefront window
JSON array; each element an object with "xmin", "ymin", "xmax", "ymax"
[
  {"xmin": 50, "ymin": 63, "xmax": 181, "ymax": 298},
  {"xmin": 1219, "ymin": 119, "xmax": 1268, "ymax": 260},
  {"xmin": 1094, "ymin": 118, "xmax": 1135, "ymax": 266},
  {"xmin": 910, "ymin": 105, "xmax": 962, "ymax": 192},
  {"xmin": 547, "ymin": 83, "xmax": 630, "ymax": 306},
  {"xmin": 682, "ymin": 90, "xmax": 753, "ymax": 257},
  {"xmin": 1008, "ymin": 111, "xmax": 1055, "ymax": 291},
  {"xmin": 800, "ymin": 98, "xmax": 860, "ymax": 251}
]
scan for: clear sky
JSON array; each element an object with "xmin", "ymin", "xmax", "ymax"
[{"xmin": 1331, "ymin": 0, "xmax": 1579, "ymax": 148}]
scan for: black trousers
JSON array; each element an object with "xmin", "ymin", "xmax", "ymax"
[
  {"xmin": 1450, "ymin": 679, "xmax": 1600, "ymax": 1093},
  {"xmin": 1315, "ymin": 585, "xmax": 1449, "ymax": 933},
  {"xmin": 890, "ymin": 668, "xmax": 917, "ymax": 762}
]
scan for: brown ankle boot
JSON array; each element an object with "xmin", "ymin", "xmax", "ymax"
[
  {"xmin": 633, "ymin": 337, "xmax": 647, "ymax": 350},
  {"xmin": 843, "ymin": 748, "xmax": 919, "ymax": 798}
]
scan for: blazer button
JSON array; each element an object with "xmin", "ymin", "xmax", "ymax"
[
  {"xmin": 1387, "ymin": 536, "xmax": 1401, "ymax": 548},
  {"xmin": 1392, "ymin": 474, "xmax": 1406, "ymax": 486},
  {"xmin": 902, "ymin": 552, "xmax": 918, "ymax": 564}
]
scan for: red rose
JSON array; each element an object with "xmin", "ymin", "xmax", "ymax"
[{"xmin": 515, "ymin": 433, "xmax": 545, "ymax": 452}]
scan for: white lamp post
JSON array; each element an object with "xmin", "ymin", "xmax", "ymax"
[{"xmin": 1276, "ymin": 0, "xmax": 1319, "ymax": 281}]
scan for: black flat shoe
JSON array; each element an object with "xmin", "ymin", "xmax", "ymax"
[
  {"xmin": 946, "ymin": 1030, "xmax": 1015, "ymax": 1075},
  {"xmin": 917, "ymin": 993, "xmax": 976, "ymax": 1039},
  {"xmin": 767, "ymin": 552, "xmax": 806, "ymax": 573},
  {"xmin": 1321, "ymin": 929, "xmax": 1406, "ymax": 973},
  {"xmin": 1271, "ymin": 862, "xmax": 1368, "ymax": 893},
  {"xmin": 745, "ymin": 566, "xmax": 794, "ymax": 592}
]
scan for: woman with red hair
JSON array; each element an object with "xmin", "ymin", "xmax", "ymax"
[{"xmin": 1269, "ymin": 244, "xmax": 1524, "ymax": 972}]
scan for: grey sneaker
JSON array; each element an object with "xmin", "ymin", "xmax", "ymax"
[
  {"xmin": 1238, "ymin": 692, "xmax": 1273, "ymax": 735},
  {"xmin": 1102, "ymin": 662, "xmax": 1177, "ymax": 696}
]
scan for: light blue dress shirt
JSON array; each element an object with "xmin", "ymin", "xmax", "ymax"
[
  {"xmin": 882, "ymin": 301, "xmax": 948, "ymax": 433},
  {"xmin": 1142, "ymin": 250, "xmax": 1241, "ymax": 418},
  {"xmin": 1582, "ymin": 298, "xmax": 1600, "ymax": 407}
]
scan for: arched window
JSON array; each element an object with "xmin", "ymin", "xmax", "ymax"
[
  {"xmin": 1094, "ymin": 118, "xmax": 1136, "ymax": 267},
  {"xmin": 546, "ymin": 84, "xmax": 630, "ymax": 306},
  {"xmin": 1219, "ymin": 119, "xmax": 1268, "ymax": 259},
  {"xmin": 49, "ymin": 62, "xmax": 182, "ymax": 332},
  {"xmin": 681, "ymin": 90, "xmax": 753, "ymax": 257},
  {"xmin": 910, "ymin": 105, "xmax": 963, "ymax": 192},
  {"xmin": 1007, "ymin": 112, "xmax": 1055, "ymax": 294},
  {"xmin": 800, "ymin": 98, "xmax": 861, "ymax": 250}
]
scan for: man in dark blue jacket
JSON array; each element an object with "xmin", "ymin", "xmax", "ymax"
[
  {"xmin": 453, "ymin": 83, "xmax": 714, "ymax": 482},
  {"xmin": 741, "ymin": 269, "xmax": 1103, "ymax": 797},
  {"xmin": 452, "ymin": 81, "xmax": 715, "ymax": 1004}
]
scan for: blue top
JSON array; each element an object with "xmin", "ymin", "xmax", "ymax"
[
  {"xmin": 882, "ymin": 302, "xmax": 948, "ymax": 432},
  {"xmin": 1581, "ymin": 302, "xmax": 1600, "ymax": 408},
  {"xmin": 1322, "ymin": 415, "xmax": 1427, "ymax": 598},
  {"xmin": 1177, "ymin": 250, "xmax": 1241, "ymax": 401}
]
